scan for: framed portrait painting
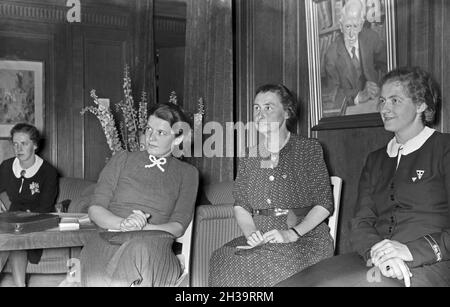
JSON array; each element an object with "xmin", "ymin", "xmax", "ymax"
[
  {"xmin": 0, "ymin": 60, "xmax": 44, "ymax": 138},
  {"xmin": 305, "ymin": 0, "xmax": 397, "ymax": 130}
]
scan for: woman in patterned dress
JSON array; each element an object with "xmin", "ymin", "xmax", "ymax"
[{"xmin": 208, "ymin": 84, "xmax": 335, "ymax": 287}]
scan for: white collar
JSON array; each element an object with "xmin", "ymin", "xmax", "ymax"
[
  {"xmin": 12, "ymin": 155, "xmax": 44, "ymax": 179},
  {"xmin": 386, "ymin": 127, "xmax": 436, "ymax": 158}
]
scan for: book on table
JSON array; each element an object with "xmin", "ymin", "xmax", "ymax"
[{"xmin": 57, "ymin": 213, "xmax": 91, "ymax": 231}]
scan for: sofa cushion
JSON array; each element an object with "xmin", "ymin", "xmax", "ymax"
[
  {"xmin": 57, "ymin": 177, "xmax": 96, "ymax": 213},
  {"xmin": 0, "ymin": 191, "xmax": 10, "ymax": 210},
  {"xmin": 57, "ymin": 177, "xmax": 96, "ymax": 204},
  {"xmin": 67, "ymin": 183, "xmax": 96, "ymax": 214},
  {"xmin": 204, "ymin": 181, "xmax": 234, "ymax": 206},
  {"xmin": 3, "ymin": 248, "xmax": 70, "ymax": 274}
]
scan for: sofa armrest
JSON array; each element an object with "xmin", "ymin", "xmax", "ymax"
[
  {"xmin": 191, "ymin": 204, "xmax": 242, "ymax": 287},
  {"xmin": 196, "ymin": 203, "xmax": 236, "ymax": 220},
  {"xmin": 0, "ymin": 192, "xmax": 10, "ymax": 211}
]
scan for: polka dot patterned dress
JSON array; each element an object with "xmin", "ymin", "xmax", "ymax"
[{"xmin": 209, "ymin": 135, "xmax": 335, "ymax": 287}]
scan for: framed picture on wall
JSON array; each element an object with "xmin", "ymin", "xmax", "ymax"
[
  {"xmin": 305, "ymin": 0, "xmax": 397, "ymax": 131},
  {"xmin": 0, "ymin": 60, "xmax": 44, "ymax": 138}
]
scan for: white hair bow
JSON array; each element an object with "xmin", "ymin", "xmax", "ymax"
[{"xmin": 145, "ymin": 155, "xmax": 167, "ymax": 172}]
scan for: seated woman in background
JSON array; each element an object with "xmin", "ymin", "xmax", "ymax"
[
  {"xmin": 0, "ymin": 123, "xmax": 58, "ymax": 287},
  {"xmin": 80, "ymin": 103, "xmax": 198, "ymax": 287},
  {"xmin": 208, "ymin": 84, "xmax": 335, "ymax": 287},
  {"xmin": 278, "ymin": 67, "xmax": 450, "ymax": 287}
]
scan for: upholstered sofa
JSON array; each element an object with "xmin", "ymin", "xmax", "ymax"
[
  {"xmin": 191, "ymin": 181, "xmax": 240, "ymax": 287},
  {"xmin": 1, "ymin": 177, "xmax": 96, "ymax": 274},
  {"xmin": 1, "ymin": 176, "xmax": 238, "ymax": 286}
]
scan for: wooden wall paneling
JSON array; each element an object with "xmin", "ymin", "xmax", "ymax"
[
  {"xmin": 82, "ymin": 29, "xmax": 129, "ymax": 181},
  {"xmin": 395, "ymin": 0, "xmax": 412, "ymax": 67},
  {"xmin": 154, "ymin": 0, "xmax": 187, "ymax": 48},
  {"xmin": 235, "ymin": 0, "xmax": 309, "ymax": 137},
  {"xmin": 184, "ymin": 0, "xmax": 234, "ymax": 184},
  {"xmin": 235, "ymin": 0, "xmax": 285, "ymax": 130},
  {"xmin": 252, "ymin": 0, "xmax": 283, "ymax": 88},
  {"xmin": 157, "ymin": 47, "xmax": 185, "ymax": 104},
  {"xmin": 442, "ymin": 0, "xmax": 450, "ymax": 133},
  {"xmin": 282, "ymin": 0, "xmax": 309, "ymax": 135},
  {"xmin": 54, "ymin": 22, "xmax": 72, "ymax": 177},
  {"xmin": 68, "ymin": 25, "xmax": 85, "ymax": 179},
  {"xmin": 431, "ymin": 0, "xmax": 444, "ymax": 132},
  {"xmin": 132, "ymin": 0, "xmax": 157, "ymax": 101},
  {"xmin": 235, "ymin": 0, "xmax": 255, "ymax": 139},
  {"xmin": 318, "ymin": 128, "xmax": 392, "ymax": 254},
  {"xmin": 427, "ymin": 0, "xmax": 450, "ymax": 134},
  {"xmin": 409, "ymin": 0, "xmax": 432, "ymax": 69},
  {"xmin": 396, "ymin": 0, "xmax": 450, "ymax": 133},
  {"xmin": 0, "ymin": 21, "xmax": 58, "ymax": 167}
]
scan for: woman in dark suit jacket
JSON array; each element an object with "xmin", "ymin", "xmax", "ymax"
[{"xmin": 278, "ymin": 67, "xmax": 450, "ymax": 287}]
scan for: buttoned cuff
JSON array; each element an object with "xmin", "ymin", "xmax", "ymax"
[{"xmin": 406, "ymin": 237, "xmax": 437, "ymax": 268}]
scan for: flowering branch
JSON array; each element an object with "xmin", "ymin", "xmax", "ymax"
[
  {"xmin": 81, "ymin": 90, "xmax": 123, "ymax": 154},
  {"xmin": 116, "ymin": 65, "xmax": 140, "ymax": 152},
  {"xmin": 81, "ymin": 65, "xmax": 205, "ymax": 156}
]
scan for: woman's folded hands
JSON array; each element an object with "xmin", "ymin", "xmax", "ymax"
[
  {"xmin": 120, "ymin": 210, "xmax": 151, "ymax": 232},
  {"xmin": 370, "ymin": 239, "xmax": 414, "ymax": 287}
]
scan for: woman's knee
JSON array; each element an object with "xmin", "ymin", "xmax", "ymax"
[{"xmin": 125, "ymin": 237, "xmax": 161, "ymax": 255}]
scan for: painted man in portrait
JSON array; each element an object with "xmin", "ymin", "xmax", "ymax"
[{"xmin": 324, "ymin": 0, "xmax": 387, "ymax": 115}]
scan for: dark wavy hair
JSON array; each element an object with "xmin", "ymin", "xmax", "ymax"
[
  {"xmin": 381, "ymin": 67, "xmax": 440, "ymax": 126},
  {"xmin": 10, "ymin": 123, "xmax": 41, "ymax": 148},
  {"xmin": 150, "ymin": 103, "xmax": 192, "ymax": 137},
  {"xmin": 254, "ymin": 84, "xmax": 298, "ymax": 133}
]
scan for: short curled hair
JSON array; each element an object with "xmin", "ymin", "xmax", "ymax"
[
  {"xmin": 150, "ymin": 102, "xmax": 192, "ymax": 137},
  {"xmin": 381, "ymin": 67, "xmax": 441, "ymax": 126},
  {"xmin": 10, "ymin": 123, "xmax": 41, "ymax": 148},
  {"xmin": 255, "ymin": 84, "xmax": 298, "ymax": 133}
]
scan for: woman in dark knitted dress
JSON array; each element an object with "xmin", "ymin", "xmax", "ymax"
[
  {"xmin": 80, "ymin": 103, "xmax": 198, "ymax": 287},
  {"xmin": 278, "ymin": 68, "xmax": 450, "ymax": 287},
  {"xmin": 0, "ymin": 123, "xmax": 58, "ymax": 287},
  {"xmin": 209, "ymin": 84, "xmax": 335, "ymax": 287}
]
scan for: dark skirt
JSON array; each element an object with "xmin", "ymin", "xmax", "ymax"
[
  {"xmin": 28, "ymin": 249, "xmax": 43, "ymax": 264},
  {"xmin": 80, "ymin": 230, "xmax": 182, "ymax": 287},
  {"xmin": 276, "ymin": 253, "xmax": 450, "ymax": 287}
]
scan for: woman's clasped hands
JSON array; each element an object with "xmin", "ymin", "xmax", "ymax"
[
  {"xmin": 370, "ymin": 239, "xmax": 414, "ymax": 287},
  {"xmin": 246, "ymin": 229, "xmax": 296, "ymax": 247},
  {"xmin": 119, "ymin": 210, "xmax": 151, "ymax": 232}
]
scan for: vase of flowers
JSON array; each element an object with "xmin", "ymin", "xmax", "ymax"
[
  {"xmin": 81, "ymin": 65, "xmax": 149, "ymax": 155},
  {"xmin": 81, "ymin": 65, "xmax": 204, "ymax": 156}
]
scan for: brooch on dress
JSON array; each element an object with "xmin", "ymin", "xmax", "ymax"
[
  {"xmin": 145, "ymin": 155, "xmax": 167, "ymax": 172},
  {"xmin": 30, "ymin": 182, "xmax": 40, "ymax": 195},
  {"xmin": 412, "ymin": 170, "xmax": 425, "ymax": 182}
]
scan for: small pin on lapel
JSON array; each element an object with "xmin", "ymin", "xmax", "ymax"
[{"xmin": 416, "ymin": 170, "xmax": 425, "ymax": 180}]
